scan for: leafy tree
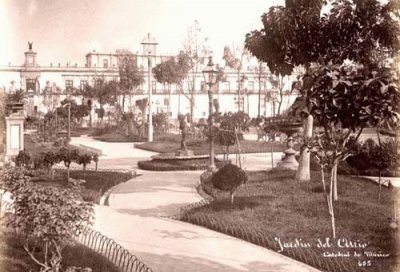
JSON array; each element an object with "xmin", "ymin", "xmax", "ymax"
[
  {"xmin": 57, "ymin": 147, "xmax": 79, "ymax": 181},
  {"xmin": 214, "ymin": 111, "xmax": 251, "ymax": 166},
  {"xmin": 43, "ymin": 151, "xmax": 59, "ymax": 180},
  {"xmin": 135, "ymin": 98, "xmax": 148, "ymax": 137},
  {"xmin": 83, "ymin": 79, "xmax": 118, "ymax": 124},
  {"xmin": 246, "ymin": 0, "xmax": 400, "ymax": 239},
  {"xmin": 77, "ymin": 153, "xmax": 92, "ymax": 177},
  {"xmin": 153, "ymin": 56, "xmax": 186, "ymax": 117},
  {"xmin": 117, "ymin": 49, "xmax": 144, "ymax": 112},
  {"xmin": 223, "ymin": 45, "xmax": 250, "ymax": 112},
  {"xmin": 214, "ymin": 129, "xmax": 236, "ymax": 161},
  {"xmin": 92, "ymin": 154, "xmax": 99, "ymax": 171},
  {"xmin": 42, "ymin": 82, "xmax": 61, "ymax": 112},
  {"xmin": 2, "ymin": 166, "xmax": 93, "ymax": 272},
  {"xmin": 306, "ymin": 64, "xmax": 399, "ymax": 238},
  {"xmin": 245, "ymin": 0, "xmax": 400, "ymax": 182},
  {"xmin": 152, "ymin": 112, "xmax": 169, "ymax": 134},
  {"xmin": 212, "ymin": 164, "xmax": 248, "ymax": 204}
]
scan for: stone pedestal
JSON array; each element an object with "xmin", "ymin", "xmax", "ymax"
[
  {"xmin": 175, "ymin": 149, "xmax": 194, "ymax": 157},
  {"xmin": 277, "ymin": 136, "xmax": 298, "ymax": 170},
  {"xmin": 6, "ymin": 114, "xmax": 25, "ymax": 159}
]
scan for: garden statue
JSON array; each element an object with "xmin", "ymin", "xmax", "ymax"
[
  {"xmin": 178, "ymin": 114, "xmax": 188, "ymax": 150},
  {"xmin": 175, "ymin": 114, "xmax": 194, "ymax": 157}
]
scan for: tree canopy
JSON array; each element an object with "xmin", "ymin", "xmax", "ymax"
[{"xmin": 245, "ymin": 0, "xmax": 400, "ymax": 75}]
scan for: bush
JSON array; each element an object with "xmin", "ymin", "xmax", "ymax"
[
  {"xmin": 345, "ymin": 138, "xmax": 399, "ymax": 177},
  {"xmin": 15, "ymin": 150, "xmax": 31, "ymax": 167},
  {"xmin": 212, "ymin": 163, "xmax": 248, "ymax": 203},
  {"xmin": 2, "ymin": 166, "xmax": 93, "ymax": 272}
]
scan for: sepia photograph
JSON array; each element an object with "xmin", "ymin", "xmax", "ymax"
[{"xmin": 0, "ymin": 0, "xmax": 399, "ymax": 271}]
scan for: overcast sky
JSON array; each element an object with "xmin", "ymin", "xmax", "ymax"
[{"xmin": 0, "ymin": 0, "xmax": 285, "ymax": 66}]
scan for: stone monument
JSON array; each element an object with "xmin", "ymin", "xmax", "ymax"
[{"xmin": 5, "ymin": 111, "xmax": 25, "ymax": 160}]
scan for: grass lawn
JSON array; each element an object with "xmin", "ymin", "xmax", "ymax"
[
  {"xmin": 33, "ymin": 169, "xmax": 132, "ymax": 203},
  {"xmin": 138, "ymin": 157, "xmax": 226, "ymax": 171},
  {"xmin": 135, "ymin": 134, "xmax": 292, "ymax": 155},
  {"xmin": 182, "ymin": 169, "xmax": 399, "ymax": 272},
  {"xmin": 0, "ymin": 229, "xmax": 120, "ymax": 272},
  {"xmin": 93, "ymin": 132, "xmax": 146, "ymax": 142}
]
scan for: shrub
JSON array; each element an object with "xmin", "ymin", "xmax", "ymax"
[
  {"xmin": 15, "ymin": 150, "xmax": 31, "ymax": 168},
  {"xmin": 212, "ymin": 164, "xmax": 248, "ymax": 204},
  {"xmin": 2, "ymin": 166, "xmax": 93, "ymax": 272}
]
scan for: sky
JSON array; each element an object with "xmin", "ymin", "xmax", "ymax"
[{"xmin": 0, "ymin": 0, "xmax": 285, "ymax": 66}]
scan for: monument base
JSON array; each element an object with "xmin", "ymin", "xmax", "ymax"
[
  {"xmin": 175, "ymin": 149, "xmax": 194, "ymax": 157},
  {"xmin": 277, "ymin": 148, "xmax": 298, "ymax": 170}
]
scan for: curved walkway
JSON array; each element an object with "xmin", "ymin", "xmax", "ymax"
[{"xmin": 71, "ymin": 136, "xmax": 320, "ymax": 272}]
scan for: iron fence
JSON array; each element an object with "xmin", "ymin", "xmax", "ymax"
[
  {"xmin": 76, "ymin": 226, "xmax": 153, "ymax": 272},
  {"xmin": 180, "ymin": 201, "xmax": 362, "ymax": 272}
]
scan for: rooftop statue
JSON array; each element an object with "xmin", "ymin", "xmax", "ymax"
[{"xmin": 28, "ymin": 41, "xmax": 33, "ymax": 50}]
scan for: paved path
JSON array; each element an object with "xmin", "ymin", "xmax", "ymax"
[{"xmin": 71, "ymin": 137, "xmax": 319, "ymax": 272}]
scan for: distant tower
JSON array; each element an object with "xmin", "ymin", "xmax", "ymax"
[{"xmin": 24, "ymin": 41, "xmax": 37, "ymax": 67}]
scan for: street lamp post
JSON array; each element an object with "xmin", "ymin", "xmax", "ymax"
[
  {"xmin": 141, "ymin": 33, "xmax": 158, "ymax": 142},
  {"xmin": 202, "ymin": 56, "xmax": 218, "ymax": 170}
]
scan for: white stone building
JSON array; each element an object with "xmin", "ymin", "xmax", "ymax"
[{"xmin": 0, "ymin": 43, "xmax": 301, "ymax": 120}]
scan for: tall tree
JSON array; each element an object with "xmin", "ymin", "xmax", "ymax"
[
  {"xmin": 222, "ymin": 45, "xmax": 250, "ymax": 112},
  {"xmin": 116, "ymin": 49, "xmax": 144, "ymax": 113},
  {"xmin": 153, "ymin": 56, "xmax": 187, "ymax": 116},
  {"xmin": 246, "ymin": 0, "xmax": 400, "ymax": 238},
  {"xmin": 181, "ymin": 20, "xmax": 211, "ymax": 122},
  {"xmin": 246, "ymin": 0, "xmax": 400, "ymax": 182}
]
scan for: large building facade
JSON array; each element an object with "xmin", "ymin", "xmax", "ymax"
[{"xmin": 0, "ymin": 42, "xmax": 301, "ymax": 120}]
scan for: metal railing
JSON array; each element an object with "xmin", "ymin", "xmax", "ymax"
[
  {"xmin": 180, "ymin": 201, "xmax": 361, "ymax": 272},
  {"xmin": 76, "ymin": 226, "xmax": 153, "ymax": 272}
]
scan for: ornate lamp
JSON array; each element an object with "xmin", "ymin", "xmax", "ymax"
[
  {"xmin": 202, "ymin": 56, "xmax": 218, "ymax": 170},
  {"xmin": 141, "ymin": 33, "xmax": 158, "ymax": 142}
]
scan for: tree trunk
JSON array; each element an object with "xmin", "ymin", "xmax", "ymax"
[
  {"xmin": 320, "ymin": 167, "xmax": 326, "ymax": 193},
  {"xmin": 296, "ymin": 115, "xmax": 313, "ymax": 181},
  {"xmin": 230, "ymin": 191, "xmax": 235, "ymax": 204},
  {"xmin": 122, "ymin": 93, "xmax": 126, "ymax": 112},
  {"xmin": 333, "ymin": 163, "xmax": 338, "ymax": 201},
  {"xmin": 83, "ymin": 165, "xmax": 86, "ymax": 178},
  {"xmin": 378, "ymin": 170, "xmax": 382, "ymax": 202},
  {"xmin": 271, "ymin": 140, "xmax": 274, "ymax": 168},
  {"xmin": 67, "ymin": 166, "xmax": 70, "ymax": 181},
  {"xmin": 95, "ymin": 161, "xmax": 98, "ymax": 171},
  {"xmin": 328, "ymin": 167, "xmax": 336, "ymax": 238}
]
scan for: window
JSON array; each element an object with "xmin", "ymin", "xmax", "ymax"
[
  {"xmin": 95, "ymin": 79, "xmax": 102, "ymax": 88},
  {"xmin": 152, "ymin": 81, "xmax": 157, "ymax": 92},
  {"xmin": 223, "ymin": 82, "xmax": 230, "ymax": 93},
  {"xmin": 65, "ymin": 80, "xmax": 73, "ymax": 92},
  {"xmin": 26, "ymin": 79, "xmax": 36, "ymax": 91},
  {"xmin": 80, "ymin": 80, "xmax": 88, "ymax": 90},
  {"xmin": 260, "ymin": 81, "xmax": 265, "ymax": 91},
  {"xmin": 103, "ymin": 59, "xmax": 109, "ymax": 68},
  {"xmin": 247, "ymin": 81, "xmax": 255, "ymax": 91}
]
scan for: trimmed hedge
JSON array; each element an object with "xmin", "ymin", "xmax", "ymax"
[{"xmin": 138, "ymin": 158, "xmax": 227, "ymax": 171}]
